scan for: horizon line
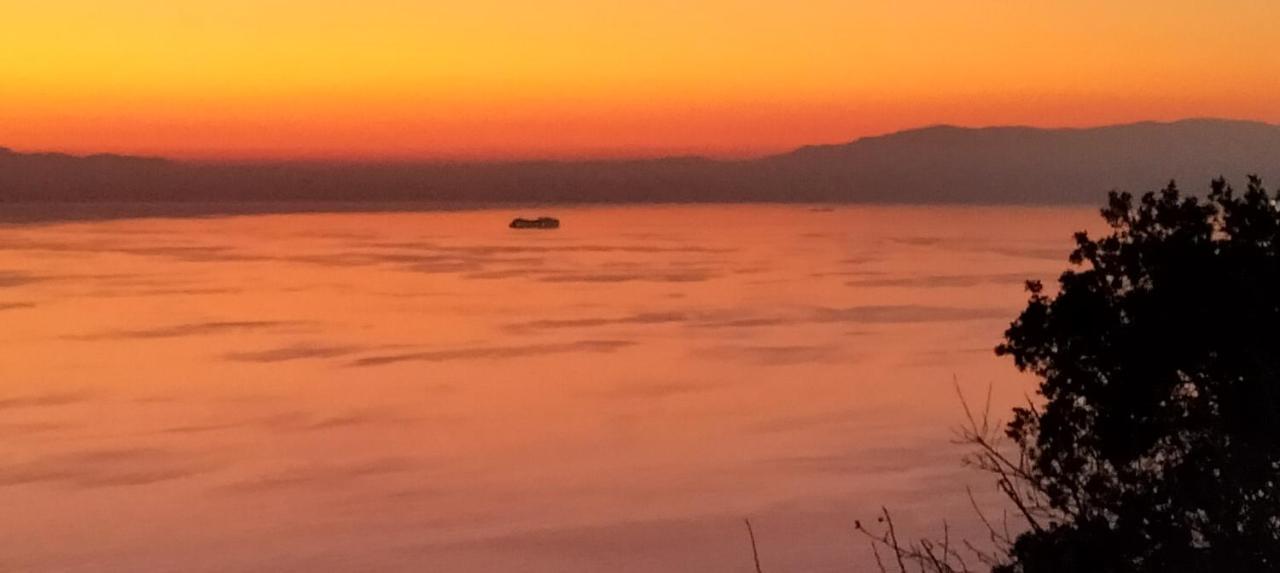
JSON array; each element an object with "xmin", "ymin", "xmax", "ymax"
[{"xmin": 2, "ymin": 116, "xmax": 1272, "ymax": 166}]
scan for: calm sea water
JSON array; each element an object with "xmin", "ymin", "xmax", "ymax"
[{"xmin": 0, "ymin": 205, "xmax": 1095, "ymax": 572}]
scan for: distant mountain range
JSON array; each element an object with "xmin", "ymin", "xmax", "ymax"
[{"xmin": 3, "ymin": 118, "xmax": 1279, "ymax": 210}]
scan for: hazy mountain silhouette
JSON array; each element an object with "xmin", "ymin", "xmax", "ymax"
[
  {"xmin": 764, "ymin": 118, "xmax": 1280, "ymax": 203},
  {"xmin": 3, "ymin": 119, "xmax": 1279, "ymax": 216}
]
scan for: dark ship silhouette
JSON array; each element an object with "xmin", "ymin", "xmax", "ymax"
[{"xmin": 509, "ymin": 217, "xmax": 560, "ymax": 229}]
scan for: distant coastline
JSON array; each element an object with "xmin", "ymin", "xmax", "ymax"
[{"xmin": 4, "ymin": 119, "xmax": 1279, "ymax": 218}]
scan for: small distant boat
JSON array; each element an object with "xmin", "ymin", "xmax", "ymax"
[{"xmin": 509, "ymin": 217, "xmax": 560, "ymax": 229}]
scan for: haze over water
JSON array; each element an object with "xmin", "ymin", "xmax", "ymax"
[{"xmin": 0, "ymin": 205, "xmax": 1095, "ymax": 572}]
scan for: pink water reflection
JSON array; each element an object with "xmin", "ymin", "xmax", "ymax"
[{"xmin": 0, "ymin": 205, "xmax": 1096, "ymax": 571}]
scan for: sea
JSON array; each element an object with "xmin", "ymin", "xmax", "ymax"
[{"xmin": 0, "ymin": 204, "xmax": 1097, "ymax": 572}]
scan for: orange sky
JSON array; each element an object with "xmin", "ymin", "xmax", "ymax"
[{"xmin": 3, "ymin": 0, "xmax": 1279, "ymax": 160}]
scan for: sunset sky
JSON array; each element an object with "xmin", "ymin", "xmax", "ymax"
[{"xmin": 3, "ymin": 0, "xmax": 1279, "ymax": 160}]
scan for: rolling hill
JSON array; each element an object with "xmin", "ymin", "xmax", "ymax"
[{"xmin": 3, "ymin": 119, "xmax": 1278, "ymax": 211}]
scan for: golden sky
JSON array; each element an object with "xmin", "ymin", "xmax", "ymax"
[{"xmin": 2, "ymin": 0, "xmax": 1278, "ymax": 160}]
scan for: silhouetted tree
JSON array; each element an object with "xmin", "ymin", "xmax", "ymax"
[
  {"xmin": 858, "ymin": 177, "xmax": 1280, "ymax": 573},
  {"xmin": 994, "ymin": 176, "xmax": 1280, "ymax": 571}
]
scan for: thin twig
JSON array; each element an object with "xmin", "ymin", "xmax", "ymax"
[
  {"xmin": 744, "ymin": 518, "xmax": 763, "ymax": 573},
  {"xmin": 868, "ymin": 538, "xmax": 889, "ymax": 573},
  {"xmin": 882, "ymin": 507, "xmax": 909, "ymax": 573}
]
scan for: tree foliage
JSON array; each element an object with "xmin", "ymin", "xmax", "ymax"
[
  {"xmin": 993, "ymin": 176, "xmax": 1280, "ymax": 571},
  {"xmin": 858, "ymin": 177, "xmax": 1280, "ymax": 573}
]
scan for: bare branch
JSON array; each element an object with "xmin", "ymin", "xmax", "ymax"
[{"xmin": 744, "ymin": 518, "xmax": 763, "ymax": 573}]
